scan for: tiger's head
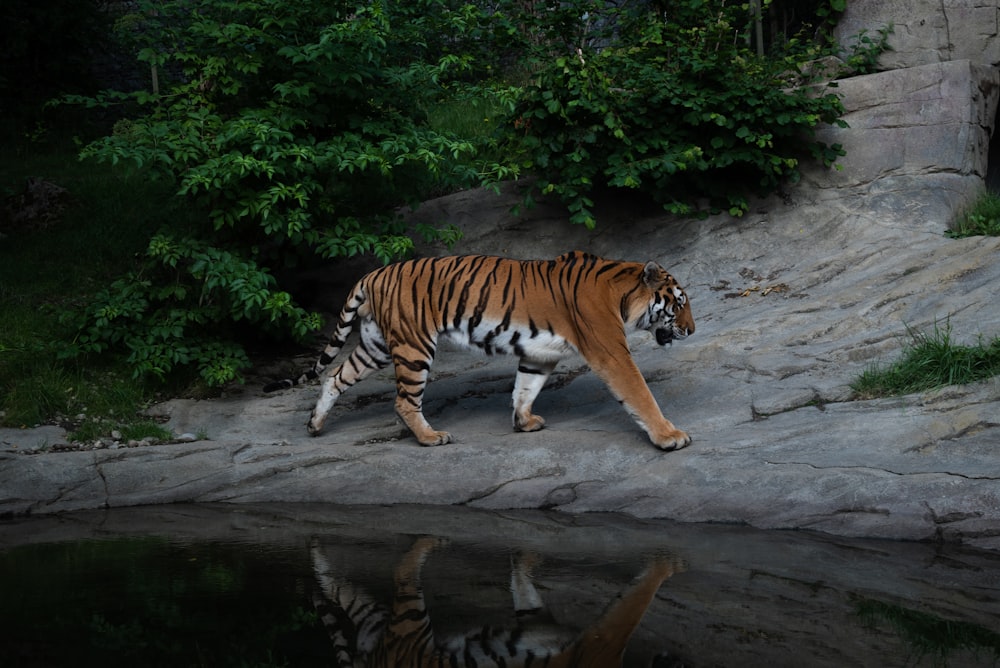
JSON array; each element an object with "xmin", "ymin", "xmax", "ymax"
[{"xmin": 638, "ymin": 261, "xmax": 695, "ymax": 346}]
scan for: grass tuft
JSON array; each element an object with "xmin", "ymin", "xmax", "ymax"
[
  {"xmin": 855, "ymin": 598, "xmax": 1000, "ymax": 665},
  {"xmin": 946, "ymin": 191, "xmax": 1000, "ymax": 238},
  {"xmin": 852, "ymin": 321, "xmax": 1000, "ymax": 399}
]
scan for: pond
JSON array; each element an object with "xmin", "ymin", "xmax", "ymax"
[{"xmin": 1, "ymin": 503, "xmax": 998, "ymax": 667}]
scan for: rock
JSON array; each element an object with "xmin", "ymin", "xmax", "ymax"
[
  {"xmin": 809, "ymin": 60, "xmax": 996, "ymax": 194},
  {"xmin": 0, "ymin": 177, "xmax": 72, "ymax": 234},
  {"xmin": 0, "ymin": 425, "xmax": 69, "ymax": 453},
  {"xmin": 1, "ymin": 46, "xmax": 999, "ymax": 550}
]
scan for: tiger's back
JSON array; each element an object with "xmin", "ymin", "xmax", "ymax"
[{"xmin": 263, "ymin": 251, "xmax": 694, "ymax": 450}]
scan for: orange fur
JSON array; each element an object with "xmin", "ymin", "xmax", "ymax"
[{"xmin": 264, "ymin": 251, "xmax": 694, "ymax": 450}]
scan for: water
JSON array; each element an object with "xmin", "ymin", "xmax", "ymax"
[{"xmin": 1, "ymin": 503, "xmax": 998, "ymax": 667}]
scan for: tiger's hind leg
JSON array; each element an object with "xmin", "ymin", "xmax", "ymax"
[
  {"xmin": 311, "ymin": 540, "xmax": 388, "ymax": 665},
  {"xmin": 390, "ymin": 339, "xmax": 452, "ymax": 446},
  {"xmin": 512, "ymin": 358, "xmax": 557, "ymax": 433},
  {"xmin": 382, "ymin": 536, "xmax": 444, "ymax": 663},
  {"xmin": 308, "ymin": 319, "xmax": 391, "ymax": 436}
]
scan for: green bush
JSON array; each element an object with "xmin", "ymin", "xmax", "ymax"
[
  {"xmin": 507, "ymin": 0, "xmax": 849, "ymax": 225},
  {"xmin": 60, "ymin": 0, "xmax": 514, "ymax": 385}
]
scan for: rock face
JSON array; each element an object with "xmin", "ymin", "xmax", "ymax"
[
  {"xmin": 836, "ymin": 0, "xmax": 1000, "ymax": 70},
  {"xmin": 2, "ymin": 60, "xmax": 999, "ymax": 548}
]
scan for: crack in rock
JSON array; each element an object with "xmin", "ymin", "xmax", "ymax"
[
  {"xmin": 93, "ymin": 453, "xmax": 110, "ymax": 507},
  {"xmin": 460, "ymin": 467, "xmax": 565, "ymax": 505},
  {"xmin": 832, "ymin": 506, "xmax": 890, "ymax": 516},
  {"xmin": 539, "ymin": 480, "xmax": 602, "ymax": 509},
  {"xmin": 763, "ymin": 459, "xmax": 1000, "ymax": 481},
  {"xmin": 926, "ymin": 507, "xmax": 984, "ymax": 525}
]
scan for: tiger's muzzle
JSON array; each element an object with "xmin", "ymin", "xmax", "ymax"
[{"xmin": 656, "ymin": 326, "xmax": 690, "ymax": 346}]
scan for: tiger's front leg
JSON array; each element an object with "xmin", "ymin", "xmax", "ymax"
[{"xmin": 588, "ymin": 353, "xmax": 691, "ymax": 451}]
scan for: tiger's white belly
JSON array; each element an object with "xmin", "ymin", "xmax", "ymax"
[{"xmin": 439, "ymin": 319, "xmax": 577, "ymax": 361}]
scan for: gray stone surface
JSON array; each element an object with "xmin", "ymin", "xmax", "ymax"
[{"xmin": 2, "ymin": 61, "xmax": 999, "ymax": 550}]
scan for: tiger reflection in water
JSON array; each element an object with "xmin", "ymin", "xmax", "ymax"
[{"xmin": 311, "ymin": 537, "xmax": 683, "ymax": 667}]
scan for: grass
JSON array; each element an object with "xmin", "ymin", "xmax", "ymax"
[
  {"xmin": 427, "ymin": 96, "xmax": 507, "ymax": 141},
  {"xmin": 425, "ymin": 88, "xmax": 516, "ymax": 177},
  {"xmin": 852, "ymin": 321, "xmax": 1000, "ymax": 399},
  {"xmin": 946, "ymin": 191, "xmax": 1000, "ymax": 237},
  {"xmin": 0, "ymin": 121, "xmax": 200, "ymax": 439},
  {"xmin": 855, "ymin": 598, "xmax": 1000, "ymax": 666}
]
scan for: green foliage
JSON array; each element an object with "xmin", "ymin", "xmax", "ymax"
[
  {"xmin": 507, "ymin": 0, "xmax": 848, "ymax": 225},
  {"xmin": 841, "ymin": 24, "xmax": 894, "ymax": 75},
  {"xmin": 946, "ymin": 191, "xmax": 1000, "ymax": 238},
  {"xmin": 60, "ymin": 0, "xmax": 513, "ymax": 385},
  {"xmin": 852, "ymin": 322, "xmax": 1000, "ymax": 399},
  {"xmin": 61, "ymin": 235, "xmax": 322, "ymax": 386}
]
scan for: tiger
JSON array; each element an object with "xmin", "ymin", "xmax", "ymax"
[
  {"xmin": 263, "ymin": 251, "xmax": 695, "ymax": 450},
  {"xmin": 310, "ymin": 535, "xmax": 684, "ymax": 667}
]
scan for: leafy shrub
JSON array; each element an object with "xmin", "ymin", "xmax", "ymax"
[
  {"xmin": 507, "ymin": 0, "xmax": 849, "ymax": 225},
  {"xmin": 60, "ymin": 0, "xmax": 514, "ymax": 384},
  {"xmin": 64, "ymin": 235, "xmax": 323, "ymax": 386},
  {"xmin": 841, "ymin": 24, "xmax": 894, "ymax": 75}
]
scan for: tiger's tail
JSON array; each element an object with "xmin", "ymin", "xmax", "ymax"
[{"xmin": 262, "ymin": 281, "xmax": 368, "ymax": 393}]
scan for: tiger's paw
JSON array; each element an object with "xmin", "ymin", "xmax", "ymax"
[
  {"xmin": 514, "ymin": 413, "xmax": 546, "ymax": 433},
  {"xmin": 306, "ymin": 417, "xmax": 325, "ymax": 436},
  {"xmin": 653, "ymin": 429, "xmax": 691, "ymax": 452},
  {"xmin": 417, "ymin": 430, "xmax": 452, "ymax": 446}
]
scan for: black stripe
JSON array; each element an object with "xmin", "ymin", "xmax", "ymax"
[{"xmin": 395, "ymin": 357, "xmax": 430, "ymax": 372}]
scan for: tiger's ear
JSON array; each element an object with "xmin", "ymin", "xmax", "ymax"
[{"xmin": 642, "ymin": 261, "xmax": 669, "ymax": 288}]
